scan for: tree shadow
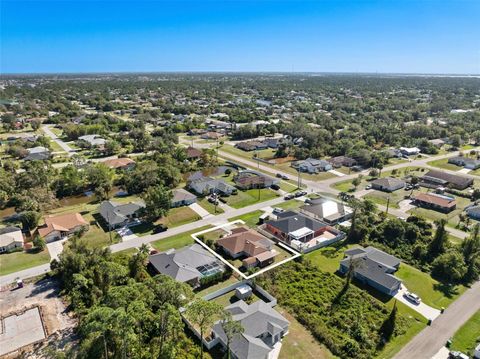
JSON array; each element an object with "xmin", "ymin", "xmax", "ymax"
[{"xmin": 433, "ymin": 282, "xmax": 460, "ymax": 298}]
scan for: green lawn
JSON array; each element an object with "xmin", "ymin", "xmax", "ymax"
[
  {"xmin": 277, "ymin": 306, "xmax": 335, "ymax": 359},
  {"xmin": 0, "ymin": 249, "xmax": 51, "ymax": 276},
  {"xmin": 450, "ymin": 310, "xmax": 480, "ymax": 356},
  {"xmin": 224, "ymin": 188, "xmax": 279, "ymax": 208},
  {"xmin": 306, "ymin": 242, "xmax": 466, "ymax": 310},
  {"xmin": 427, "ymin": 158, "xmax": 463, "ymax": 171},
  {"xmin": 276, "ymin": 199, "xmax": 304, "ymax": 211},
  {"xmin": 131, "ymin": 206, "xmax": 201, "ymax": 236},
  {"xmin": 198, "ymin": 197, "xmax": 224, "ymax": 214},
  {"xmin": 229, "ymin": 210, "xmax": 263, "ymax": 227},
  {"xmin": 396, "ymin": 264, "xmax": 467, "ymax": 309},
  {"xmin": 195, "ymin": 276, "xmax": 240, "ymax": 297},
  {"xmin": 150, "ymin": 225, "xmax": 212, "ymax": 252}
]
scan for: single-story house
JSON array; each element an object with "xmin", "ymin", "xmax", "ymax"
[
  {"xmin": 413, "ymin": 193, "xmax": 457, "ymax": 213},
  {"xmin": 339, "ymin": 246, "xmax": 402, "ymax": 296},
  {"xmin": 102, "ymin": 157, "xmax": 136, "ymax": 170},
  {"xmin": 24, "ymin": 146, "xmax": 51, "ymax": 161},
  {"xmin": 428, "ymin": 139, "xmax": 446, "ymax": 148},
  {"xmin": 217, "ymin": 227, "xmax": 278, "ymax": 269},
  {"xmin": 263, "ymin": 138, "xmax": 280, "ymax": 148},
  {"xmin": 201, "ymin": 132, "xmax": 223, "ymax": 140},
  {"xmin": 148, "ymin": 244, "xmax": 224, "ymax": 288},
  {"xmin": 0, "ymin": 227, "xmax": 24, "ymax": 253},
  {"xmin": 233, "ymin": 170, "xmax": 279, "ymax": 190},
  {"xmin": 171, "ymin": 188, "xmax": 197, "ymax": 207},
  {"xmin": 399, "ymin": 147, "xmax": 421, "ymax": 156},
  {"xmin": 328, "ymin": 156, "xmax": 357, "ymax": 168},
  {"xmin": 292, "ymin": 158, "xmax": 333, "ymax": 173},
  {"xmin": 265, "ymin": 211, "xmax": 344, "ymax": 251},
  {"xmin": 188, "ymin": 176, "xmax": 236, "ymax": 196},
  {"xmin": 474, "ymin": 343, "xmax": 480, "ymax": 359},
  {"xmin": 99, "ymin": 200, "xmax": 145, "ymax": 229},
  {"xmin": 235, "ymin": 141, "xmax": 264, "ymax": 151},
  {"xmin": 421, "ymin": 170, "xmax": 473, "ymax": 190},
  {"xmin": 466, "ymin": 205, "xmax": 480, "ymax": 220},
  {"xmin": 78, "ymin": 134, "xmax": 106, "ymax": 147},
  {"xmin": 186, "ymin": 146, "xmax": 203, "ymax": 160},
  {"xmin": 448, "ymin": 156, "xmax": 480, "ymax": 170},
  {"xmin": 371, "ymin": 177, "xmax": 406, "ymax": 192},
  {"xmin": 36, "ymin": 213, "xmax": 89, "ymax": 242},
  {"xmin": 211, "ymin": 300, "xmax": 290, "ymax": 359},
  {"xmin": 300, "ymin": 197, "xmax": 353, "ymax": 224}
]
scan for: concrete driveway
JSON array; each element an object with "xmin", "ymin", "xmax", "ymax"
[
  {"xmin": 46, "ymin": 238, "xmax": 68, "ymax": 261},
  {"xmin": 398, "ymin": 199, "xmax": 416, "ymax": 212},
  {"xmin": 188, "ymin": 202, "xmax": 211, "ymax": 218},
  {"xmin": 394, "ymin": 285, "xmax": 441, "ymax": 321}
]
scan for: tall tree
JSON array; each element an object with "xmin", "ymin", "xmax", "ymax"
[
  {"xmin": 221, "ymin": 314, "xmax": 244, "ymax": 359},
  {"xmin": 186, "ymin": 299, "xmax": 225, "ymax": 359},
  {"xmin": 429, "ymin": 219, "xmax": 449, "ymax": 257},
  {"xmin": 141, "ymin": 185, "xmax": 172, "ymax": 221}
]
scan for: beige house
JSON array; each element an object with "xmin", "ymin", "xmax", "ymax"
[
  {"xmin": 0, "ymin": 227, "xmax": 24, "ymax": 253},
  {"xmin": 36, "ymin": 213, "xmax": 89, "ymax": 242}
]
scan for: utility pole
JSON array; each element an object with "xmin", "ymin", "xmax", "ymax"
[
  {"xmin": 386, "ymin": 197, "xmax": 390, "ymax": 215},
  {"xmin": 297, "ymin": 169, "xmax": 302, "ymax": 189}
]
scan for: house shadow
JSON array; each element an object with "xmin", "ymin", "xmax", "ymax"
[{"xmin": 92, "ymin": 213, "xmax": 110, "ymax": 232}]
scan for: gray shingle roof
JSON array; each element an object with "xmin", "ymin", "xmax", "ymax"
[
  {"xmin": 99, "ymin": 200, "xmax": 145, "ymax": 226},
  {"xmin": 212, "ymin": 300, "xmax": 289, "ymax": 359},
  {"xmin": 148, "ymin": 244, "xmax": 223, "ymax": 283},
  {"xmin": 266, "ymin": 211, "xmax": 327, "ymax": 234}
]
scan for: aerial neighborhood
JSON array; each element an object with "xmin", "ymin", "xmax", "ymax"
[{"xmin": 0, "ymin": 73, "xmax": 479, "ymax": 359}]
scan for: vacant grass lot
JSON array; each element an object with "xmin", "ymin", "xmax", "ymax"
[
  {"xmin": 197, "ymin": 198, "xmax": 224, "ymax": 214},
  {"xmin": 450, "ymin": 310, "xmax": 480, "ymax": 356},
  {"xmin": 427, "ymin": 158, "xmax": 463, "ymax": 171},
  {"xmin": 0, "ymin": 249, "xmax": 51, "ymax": 276},
  {"xmin": 228, "ymin": 210, "xmax": 263, "ymax": 227},
  {"xmin": 131, "ymin": 206, "xmax": 201, "ymax": 236},
  {"xmin": 224, "ymin": 188, "xmax": 279, "ymax": 208},
  {"xmin": 150, "ymin": 225, "xmax": 212, "ymax": 252}
]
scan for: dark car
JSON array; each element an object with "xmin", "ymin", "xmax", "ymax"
[
  {"xmin": 284, "ymin": 194, "xmax": 294, "ymax": 200},
  {"xmin": 294, "ymin": 192, "xmax": 303, "ymax": 198},
  {"xmin": 153, "ymin": 224, "xmax": 168, "ymax": 234},
  {"xmin": 271, "ymin": 184, "xmax": 281, "ymax": 190},
  {"xmin": 276, "ymin": 173, "xmax": 283, "ymax": 178}
]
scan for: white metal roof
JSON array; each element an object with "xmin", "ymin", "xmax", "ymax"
[{"xmin": 289, "ymin": 227, "xmax": 314, "ymax": 239}]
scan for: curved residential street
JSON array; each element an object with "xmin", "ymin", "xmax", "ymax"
[{"xmin": 393, "ymin": 280, "xmax": 480, "ymax": 359}]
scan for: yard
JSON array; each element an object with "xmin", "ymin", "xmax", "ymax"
[
  {"xmin": 224, "ymin": 188, "xmax": 279, "ymax": 208},
  {"xmin": 211, "ymin": 290, "xmax": 262, "ymax": 307},
  {"xmin": 195, "ymin": 275, "xmax": 240, "ymax": 297},
  {"xmin": 197, "ymin": 197, "xmax": 225, "ymax": 214},
  {"xmin": 0, "ymin": 249, "xmax": 51, "ymax": 276},
  {"xmin": 150, "ymin": 225, "xmax": 212, "ymax": 252},
  {"xmin": 427, "ymin": 158, "xmax": 463, "ymax": 171},
  {"xmin": 131, "ymin": 206, "xmax": 201, "ymax": 236},
  {"xmin": 305, "ymin": 241, "xmax": 466, "ymax": 309},
  {"xmin": 228, "ymin": 210, "xmax": 263, "ymax": 227},
  {"xmin": 450, "ymin": 310, "xmax": 480, "ymax": 356},
  {"xmin": 277, "ymin": 307, "xmax": 335, "ymax": 359}
]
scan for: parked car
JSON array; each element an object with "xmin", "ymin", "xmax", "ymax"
[
  {"xmin": 294, "ymin": 192, "xmax": 303, "ymax": 198},
  {"xmin": 284, "ymin": 194, "xmax": 294, "ymax": 200},
  {"xmin": 276, "ymin": 173, "xmax": 283, "ymax": 178},
  {"xmin": 403, "ymin": 291, "xmax": 421, "ymax": 304},
  {"xmin": 153, "ymin": 224, "xmax": 168, "ymax": 234},
  {"xmin": 272, "ymin": 207, "xmax": 284, "ymax": 214},
  {"xmin": 300, "ymin": 190, "xmax": 307, "ymax": 196},
  {"xmin": 449, "ymin": 351, "xmax": 469, "ymax": 359},
  {"xmin": 365, "ymin": 184, "xmax": 372, "ymax": 190},
  {"xmin": 281, "ymin": 175, "xmax": 290, "ymax": 180},
  {"xmin": 270, "ymin": 184, "xmax": 280, "ymax": 190}
]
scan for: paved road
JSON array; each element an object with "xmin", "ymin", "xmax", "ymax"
[
  {"xmin": 0, "ymin": 264, "xmax": 51, "ymax": 287},
  {"xmin": 42, "ymin": 125, "xmax": 75, "ymax": 154},
  {"xmin": 393, "ymin": 280, "xmax": 480, "ymax": 359}
]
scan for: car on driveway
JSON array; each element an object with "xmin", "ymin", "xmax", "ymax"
[
  {"xmin": 284, "ymin": 194, "xmax": 294, "ymax": 200},
  {"xmin": 270, "ymin": 184, "xmax": 280, "ymax": 190},
  {"xmin": 403, "ymin": 291, "xmax": 421, "ymax": 304},
  {"xmin": 272, "ymin": 207, "xmax": 284, "ymax": 214},
  {"xmin": 281, "ymin": 175, "xmax": 290, "ymax": 180}
]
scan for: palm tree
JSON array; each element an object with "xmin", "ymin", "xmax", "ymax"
[{"xmin": 222, "ymin": 314, "xmax": 244, "ymax": 359}]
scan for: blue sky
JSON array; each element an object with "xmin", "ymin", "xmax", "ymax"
[{"xmin": 1, "ymin": 0, "xmax": 479, "ymax": 74}]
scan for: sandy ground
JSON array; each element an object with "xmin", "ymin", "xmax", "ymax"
[{"xmin": 0, "ymin": 278, "xmax": 77, "ymax": 358}]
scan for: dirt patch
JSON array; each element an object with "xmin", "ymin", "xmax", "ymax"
[{"xmin": 0, "ymin": 278, "xmax": 77, "ymax": 358}]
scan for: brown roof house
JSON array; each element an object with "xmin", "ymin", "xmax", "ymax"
[
  {"xmin": 36, "ymin": 213, "xmax": 89, "ymax": 242},
  {"xmin": 413, "ymin": 193, "xmax": 457, "ymax": 213},
  {"xmin": 217, "ymin": 227, "xmax": 278, "ymax": 269},
  {"xmin": 103, "ymin": 157, "xmax": 136, "ymax": 170},
  {"xmin": 186, "ymin": 146, "xmax": 203, "ymax": 160},
  {"xmin": 421, "ymin": 170, "xmax": 473, "ymax": 190}
]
